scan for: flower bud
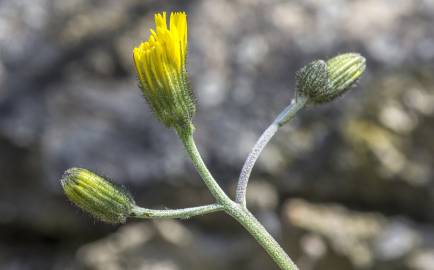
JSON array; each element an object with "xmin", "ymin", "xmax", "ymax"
[
  {"xmin": 295, "ymin": 53, "xmax": 366, "ymax": 104},
  {"xmin": 60, "ymin": 168, "xmax": 135, "ymax": 224},
  {"xmin": 326, "ymin": 53, "xmax": 366, "ymax": 101},
  {"xmin": 295, "ymin": 60, "xmax": 328, "ymax": 101}
]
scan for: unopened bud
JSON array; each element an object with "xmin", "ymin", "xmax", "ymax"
[
  {"xmin": 326, "ymin": 53, "xmax": 366, "ymax": 101},
  {"xmin": 296, "ymin": 53, "xmax": 366, "ymax": 104},
  {"xmin": 61, "ymin": 168, "xmax": 135, "ymax": 224},
  {"xmin": 295, "ymin": 60, "xmax": 328, "ymax": 101}
]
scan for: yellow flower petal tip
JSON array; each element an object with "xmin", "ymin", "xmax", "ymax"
[{"xmin": 133, "ymin": 12, "xmax": 195, "ymax": 133}]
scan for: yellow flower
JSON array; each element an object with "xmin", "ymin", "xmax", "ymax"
[{"xmin": 133, "ymin": 12, "xmax": 195, "ymax": 133}]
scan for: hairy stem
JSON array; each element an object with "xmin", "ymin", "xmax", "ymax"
[
  {"xmin": 177, "ymin": 127, "xmax": 298, "ymax": 270},
  {"xmin": 236, "ymin": 95, "xmax": 308, "ymax": 206},
  {"xmin": 177, "ymin": 126, "xmax": 232, "ymax": 204},
  {"xmin": 226, "ymin": 203, "xmax": 299, "ymax": 270},
  {"xmin": 131, "ymin": 204, "xmax": 223, "ymax": 219},
  {"xmin": 235, "ymin": 122, "xmax": 279, "ymax": 206}
]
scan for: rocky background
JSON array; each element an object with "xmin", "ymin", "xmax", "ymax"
[{"xmin": 1, "ymin": 0, "xmax": 434, "ymax": 269}]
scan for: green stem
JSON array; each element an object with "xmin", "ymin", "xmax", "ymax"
[
  {"xmin": 226, "ymin": 203, "xmax": 299, "ymax": 270},
  {"xmin": 235, "ymin": 95, "xmax": 308, "ymax": 206},
  {"xmin": 275, "ymin": 95, "xmax": 308, "ymax": 126},
  {"xmin": 131, "ymin": 204, "xmax": 223, "ymax": 219},
  {"xmin": 177, "ymin": 126, "xmax": 298, "ymax": 270},
  {"xmin": 177, "ymin": 126, "xmax": 232, "ymax": 204}
]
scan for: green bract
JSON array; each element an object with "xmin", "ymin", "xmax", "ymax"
[
  {"xmin": 295, "ymin": 60, "xmax": 328, "ymax": 102},
  {"xmin": 296, "ymin": 53, "xmax": 366, "ymax": 104},
  {"xmin": 61, "ymin": 168, "xmax": 135, "ymax": 224}
]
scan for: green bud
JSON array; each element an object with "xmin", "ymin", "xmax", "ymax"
[
  {"xmin": 60, "ymin": 168, "xmax": 135, "ymax": 224},
  {"xmin": 295, "ymin": 53, "xmax": 366, "ymax": 104},
  {"xmin": 295, "ymin": 60, "xmax": 328, "ymax": 101},
  {"xmin": 326, "ymin": 53, "xmax": 366, "ymax": 100}
]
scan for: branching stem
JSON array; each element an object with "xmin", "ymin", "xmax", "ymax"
[{"xmin": 176, "ymin": 126, "xmax": 299, "ymax": 270}]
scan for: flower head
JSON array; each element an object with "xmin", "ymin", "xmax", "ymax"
[
  {"xmin": 296, "ymin": 53, "xmax": 366, "ymax": 104},
  {"xmin": 133, "ymin": 12, "xmax": 195, "ymax": 133},
  {"xmin": 61, "ymin": 168, "xmax": 135, "ymax": 224},
  {"xmin": 326, "ymin": 53, "xmax": 366, "ymax": 97}
]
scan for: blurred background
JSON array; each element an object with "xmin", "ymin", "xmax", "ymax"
[{"xmin": 1, "ymin": 0, "xmax": 434, "ymax": 269}]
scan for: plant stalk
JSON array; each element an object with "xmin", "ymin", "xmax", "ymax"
[
  {"xmin": 225, "ymin": 202, "xmax": 299, "ymax": 270},
  {"xmin": 235, "ymin": 96, "xmax": 308, "ymax": 206},
  {"xmin": 177, "ymin": 126, "xmax": 232, "ymax": 204},
  {"xmin": 131, "ymin": 204, "xmax": 223, "ymax": 219},
  {"xmin": 178, "ymin": 128, "xmax": 298, "ymax": 270}
]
